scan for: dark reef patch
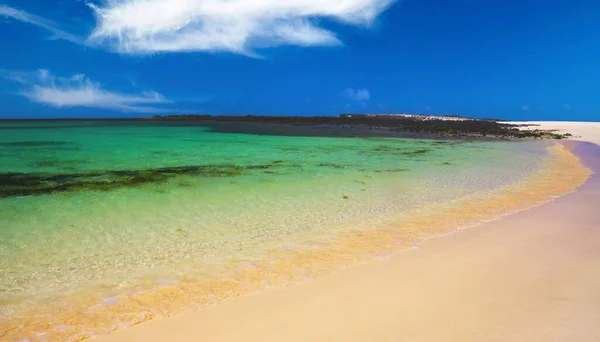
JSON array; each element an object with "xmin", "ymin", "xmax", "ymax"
[
  {"xmin": 0, "ymin": 162, "xmax": 302, "ymax": 198},
  {"xmin": 144, "ymin": 114, "xmax": 567, "ymax": 140},
  {"xmin": 383, "ymin": 168, "xmax": 410, "ymax": 172},
  {"xmin": 317, "ymin": 163, "xmax": 346, "ymax": 169},
  {"xmin": 245, "ymin": 165, "xmax": 271, "ymax": 170},
  {"xmin": 359, "ymin": 168, "xmax": 409, "ymax": 173}
]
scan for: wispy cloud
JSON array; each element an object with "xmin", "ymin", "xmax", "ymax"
[
  {"xmin": 564, "ymin": 104, "xmax": 572, "ymax": 110},
  {"xmin": 88, "ymin": 0, "xmax": 396, "ymax": 55},
  {"xmin": 2, "ymin": 1, "xmax": 396, "ymax": 56},
  {"xmin": 2, "ymin": 69, "xmax": 170, "ymax": 113},
  {"xmin": 343, "ymin": 88, "xmax": 371, "ymax": 101},
  {"xmin": 521, "ymin": 105, "xmax": 530, "ymax": 111},
  {"xmin": 0, "ymin": 5, "xmax": 82, "ymax": 44}
]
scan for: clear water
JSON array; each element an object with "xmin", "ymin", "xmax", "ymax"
[{"xmin": 0, "ymin": 120, "xmax": 552, "ymax": 339}]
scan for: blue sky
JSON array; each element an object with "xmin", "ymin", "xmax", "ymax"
[{"xmin": 0, "ymin": 0, "xmax": 599, "ymax": 120}]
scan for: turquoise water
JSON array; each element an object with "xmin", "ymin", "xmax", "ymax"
[{"xmin": 0, "ymin": 120, "xmax": 551, "ymax": 339}]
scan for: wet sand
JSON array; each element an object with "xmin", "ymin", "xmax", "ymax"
[{"xmin": 100, "ymin": 124, "xmax": 600, "ymax": 342}]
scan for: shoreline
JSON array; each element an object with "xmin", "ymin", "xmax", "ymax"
[
  {"xmin": 5, "ymin": 142, "xmax": 580, "ymax": 341},
  {"xmin": 97, "ymin": 123, "xmax": 599, "ymax": 342},
  {"xmin": 2, "ymin": 122, "xmax": 597, "ymax": 341},
  {"xmin": 5, "ymin": 143, "xmax": 587, "ymax": 341}
]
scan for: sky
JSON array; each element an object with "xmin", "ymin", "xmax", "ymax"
[{"xmin": 0, "ymin": 0, "xmax": 599, "ymax": 121}]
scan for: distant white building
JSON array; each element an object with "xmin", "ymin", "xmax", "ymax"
[{"xmin": 339, "ymin": 113, "xmax": 480, "ymax": 122}]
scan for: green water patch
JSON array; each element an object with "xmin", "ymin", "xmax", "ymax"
[
  {"xmin": 430, "ymin": 140, "xmax": 471, "ymax": 146},
  {"xmin": 369, "ymin": 145, "xmax": 410, "ymax": 153},
  {"xmin": 0, "ymin": 122, "xmax": 139, "ymax": 130},
  {"xmin": 357, "ymin": 144, "xmax": 435, "ymax": 157},
  {"xmin": 1, "ymin": 141, "xmax": 82, "ymax": 154},
  {"xmin": 1, "ymin": 141, "xmax": 75, "ymax": 147},
  {"xmin": 401, "ymin": 148, "xmax": 432, "ymax": 157},
  {"xmin": 31, "ymin": 160, "xmax": 64, "ymax": 168},
  {"xmin": 30, "ymin": 159, "xmax": 87, "ymax": 169}
]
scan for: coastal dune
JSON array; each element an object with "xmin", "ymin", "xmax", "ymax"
[{"xmin": 100, "ymin": 122, "xmax": 600, "ymax": 342}]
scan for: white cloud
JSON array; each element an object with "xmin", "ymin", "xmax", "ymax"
[
  {"xmin": 2, "ymin": 1, "xmax": 396, "ymax": 56},
  {"xmin": 88, "ymin": 0, "xmax": 396, "ymax": 55},
  {"xmin": 2, "ymin": 69, "xmax": 170, "ymax": 113},
  {"xmin": 564, "ymin": 104, "xmax": 572, "ymax": 110},
  {"xmin": 521, "ymin": 105, "xmax": 530, "ymax": 111},
  {"xmin": 343, "ymin": 88, "xmax": 371, "ymax": 101},
  {"xmin": 0, "ymin": 5, "xmax": 81, "ymax": 44}
]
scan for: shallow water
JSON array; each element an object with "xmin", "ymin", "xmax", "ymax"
[{"xmin": 0, "ymin": 120, "xmax": 556, "ymax": 340}]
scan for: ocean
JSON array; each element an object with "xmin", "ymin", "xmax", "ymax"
[{"xmin": 0, "ymin": 120, "xmax": 578, "ymax": 340}]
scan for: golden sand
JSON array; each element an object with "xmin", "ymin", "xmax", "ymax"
[{"xmin": 1, "ymin": 142, "xmax": 592, "ymax": 341}]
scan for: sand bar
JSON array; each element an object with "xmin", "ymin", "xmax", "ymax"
[{"xmin": 100, "ymin": 122, "xmax": 600, "ymax": 342}]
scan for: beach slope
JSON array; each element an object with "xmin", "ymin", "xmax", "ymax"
[{"xmin": 100, "ymin": 122, "xmax": 600, "ymax": 342}]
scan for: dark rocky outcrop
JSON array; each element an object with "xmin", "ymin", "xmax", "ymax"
[{"xmin": 146, "ymin": 114, "xmax": 569, "ymax": 140}]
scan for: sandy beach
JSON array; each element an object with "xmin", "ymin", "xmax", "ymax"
[
  {"xmin": 97, "ymin": 122, "xmax": 600, "ymax": 342},
  {"xmin": 507, "ymin": 121, "xmax": 600, "ymax": 146}
]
